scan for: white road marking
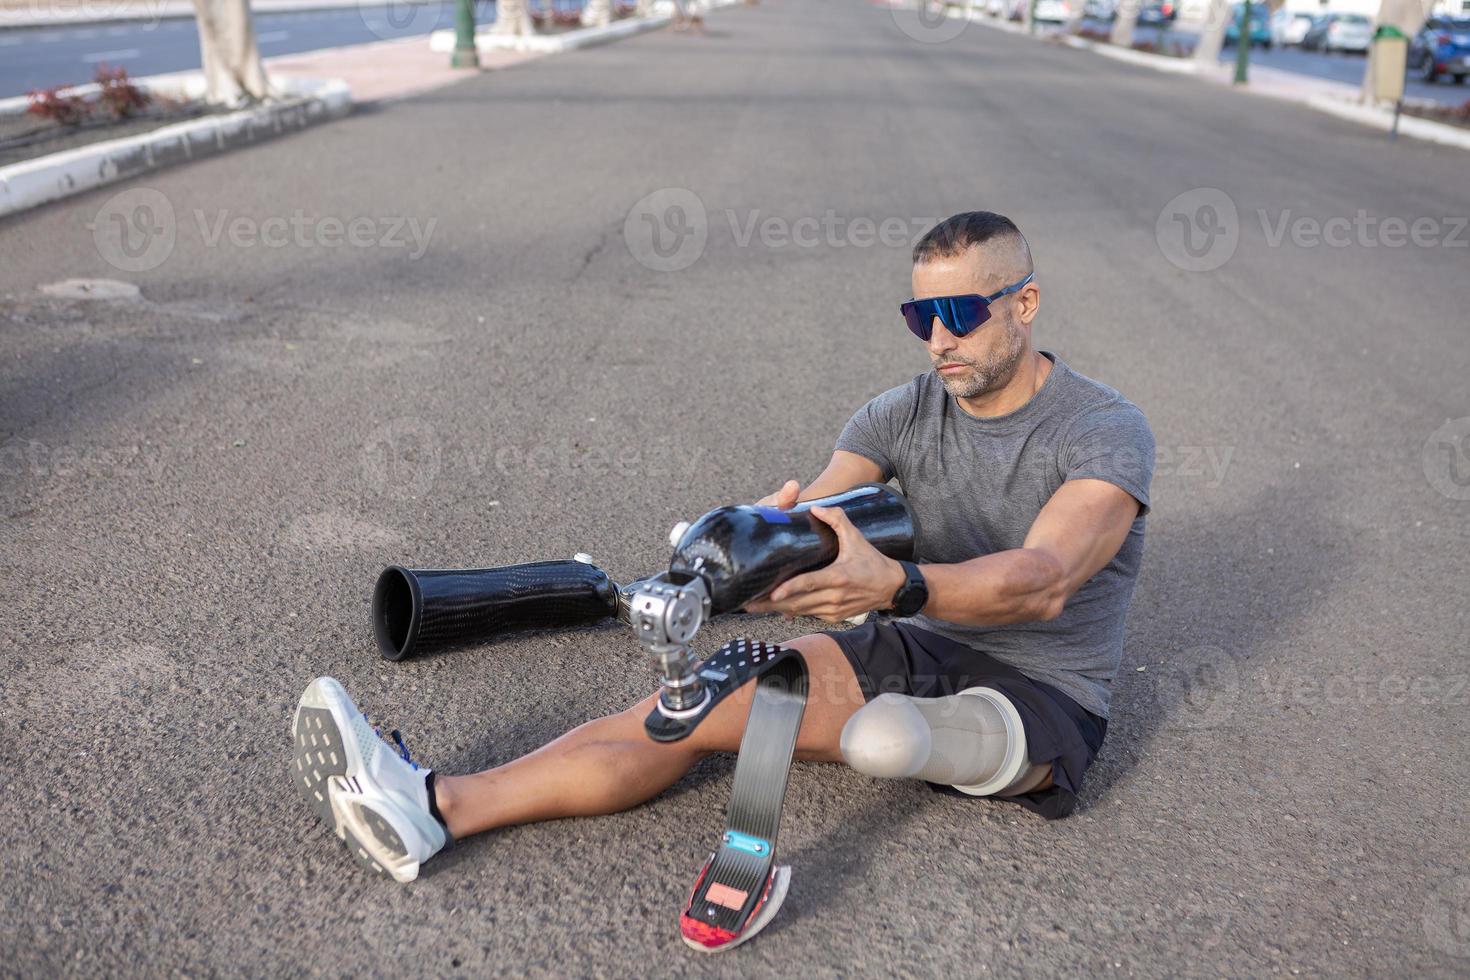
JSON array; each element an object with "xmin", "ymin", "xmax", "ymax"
[{"xmin": 82, "ymin": 48, "xmax": 142, "ymax": 63}]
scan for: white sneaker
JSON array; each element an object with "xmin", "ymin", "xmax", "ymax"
[{"xmin": 291, "ymin": 677, "xmax": 448, "ymax": 883}]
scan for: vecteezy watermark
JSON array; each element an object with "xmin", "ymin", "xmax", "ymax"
[
  {"xmin": 725, "ymin": 210, "xmax": 937, "ymax": 251},
  {"xmin": 1157, "ymin": 188, "xmax": 1469, "ymax": 272},
  {"xmin": 195, "ymin": 210, "xmax": 436, "ymax": 259},
  {"xmin": 1258, "ymin": 210, "xmax": 1469, "ymax": 250},
  {"xmin": 357, "ymin": 0, "xmax": 459, "ymax": 41},
  {"xmin": 360, "ymin": 418, "xmax": 442, "ymax": 500},
  {"xmin": 1151, "ymin": 644, "xmax": 1241, "ymax": 730},
  {"xmin": 1258, "ymin": 671, "xmax": 1469, "ymax": 709},
  {"xmin": 1155, "ymin": 188, "xmax": 1241, "ymax": 273},
  {"xmin": 1424, "ymin": 875, "xmax": 1470, "ymax": 959},
  {"xmin": 0, "ymin": 0, "xmax": 171, "ymax": 28},
  {"xmin": 623, "ymin": 188, "xmax": 939, "ymax": 272},
  {"xmin": 358, "ymin": 417, "xmax": 711, "ymax": 500},
  {"xmin": 1, "ymin": 438, "xmax": 167, "ymax": 484},
  {"xmin": 89, "ymin": 190, "xmax": 437, "ymax": 272},
  {"xmin": 90, "ymin": 187, "xmax": 177, "ymax": 274},
  {"xmin": 623, "ymin": 188, "xmax": 709, "ymax": 272},
  {"xmin": 1422, "ymin": 418, "xmax": 1470, "ymax": 502},
  {"xmin": 891, "ymin": 0, "xmax": 970, "ymax": 44}
]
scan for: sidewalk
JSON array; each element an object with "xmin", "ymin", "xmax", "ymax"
[
  {"xmin": 965, "ymin": 11, "xmax": 1470, "ymax": 150},
  {"xmin": 264, "ymin": 33, "xmax": 544, "ymax": 104}
]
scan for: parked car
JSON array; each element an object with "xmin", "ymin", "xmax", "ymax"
[
  {"xmin": 1033, "ymin": 0, "xmax": 1072, "ymax": 23},
  {"xmin": 1300, "ymin": 13, "xmax": 1372, "ymax": 54},
  {"xmin": 1224, "ymin": 3, "xmax": 1273, "ymax": 48},
  {"xmin": 1409, "ymin": 16, "xmax": 1470, "ymax": 84},
  {"xmin": 1273, "ymin": 10, "xmax": 1317, "ymax": 47},
  {"xmin": 1135, "ymin": 1, "xmax": 1177, "ymax": 28}
]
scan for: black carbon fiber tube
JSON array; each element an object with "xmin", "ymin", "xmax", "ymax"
[
  {"xmin": 372, "ymin": 560, "xmax": 620, "ymax": 661},
  {"xmin": 669, "ymin": 483, "xmax": 917, "ymax": 615}
]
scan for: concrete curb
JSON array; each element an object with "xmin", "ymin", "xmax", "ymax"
[
  {"xmin": 0, "ymin": 75, "xmax": 351, "ymax": 218},
  {"xmin": 1059, "ymin": 33, "xmax": 1199, "ymax": 74},
  {"xmin": 1305, "ymin": 94, "xmax": 1470, "ymax": 151},
  {"xmin": 428, "ymin": 0, "xmax": 741, "ymax": 55},
  {"xmin": 429, "ymin": 13, "xmax": 672, "ymax": 55},
  {"xmin": 968, "ymin": 11, "xmax": 1470, "ymax": 152},
  {"xmin": 0, "ymin": 0, "xmax": 432, "ymax": 30}
]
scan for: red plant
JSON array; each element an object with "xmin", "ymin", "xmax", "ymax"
[
  {"xmin": 25, "ymin": 86, "xmax": 91, "ymax": 126},
  {"xmin": 94, "ymin": 64, "xmax": 150, "ymax": 119}
]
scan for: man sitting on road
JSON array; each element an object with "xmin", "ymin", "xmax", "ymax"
[{"xmin": 292, "ymin": 211, "xmax": 1156, "ymax": 883}]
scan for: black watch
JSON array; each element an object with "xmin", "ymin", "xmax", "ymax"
[{"xmin": 886, "ymin": 560, "xmax": 929, "ymax": 617}]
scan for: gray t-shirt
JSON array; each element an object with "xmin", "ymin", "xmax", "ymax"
[{"xmin": 834, "ymin": 352, "xmax": 1154, "ymax": 718}]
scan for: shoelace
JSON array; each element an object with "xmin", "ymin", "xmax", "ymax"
[
  {"xmin": 389, "ymin": 729, "xmax": 419, "ymax": 771},
  {"xmin": 362, "ymin": 711, "xmax": 420, "ymax": 771}
]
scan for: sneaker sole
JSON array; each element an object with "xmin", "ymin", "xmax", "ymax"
[
  {"xmin": 332, "ymin": 784, "xmax": 415, "ymax": 882},
  {"xmin": 292, "ymin": 701, "xmax": 350, "ymax": 835},
  {"xmin": 291, "ymin": 677, "xmax": 431, "ymax": 884}
]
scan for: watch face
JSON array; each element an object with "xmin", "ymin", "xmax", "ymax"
[{"xmin": 895, "ymin": 565, "xmax": 927, "ymax": 616}]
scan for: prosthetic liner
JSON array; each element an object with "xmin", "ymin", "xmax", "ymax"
[{"xmin": 839, "ymin": 687, "xmax": 1041, "ymax": 796}]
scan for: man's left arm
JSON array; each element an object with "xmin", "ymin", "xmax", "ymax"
[{"xmin": 746, "ymin": 479, "xmax": 1141, "ymax": 625}]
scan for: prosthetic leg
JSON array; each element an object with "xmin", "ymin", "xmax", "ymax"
[{"xmin": 370, "ymin": 484, "xmax": 917, "ymax": 951}]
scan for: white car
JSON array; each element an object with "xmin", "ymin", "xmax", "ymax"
[
  {"xmin": 1033, "ymin": 0, "xmax": 1071, "ymax": 22},
  {"xmin": 1273, "ymin": 10, "xmax": 1316, "ymax": 47},
  {"xmin": 1302, "ymin": 13, "xmax": 1373, "ymax": 53}
]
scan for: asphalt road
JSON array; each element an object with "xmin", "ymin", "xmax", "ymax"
[
  {"xmin": 0, "ymin": 2, "xmax": 483, "ymax": 96},
  {"xmin": 2, "ymin": 0, "xmax": 1469, "ymax": 975}
]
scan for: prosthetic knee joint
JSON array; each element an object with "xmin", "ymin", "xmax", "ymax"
[{"xmin": 839, "ymin": 687, "xmax": 1048, "ymax": 797}]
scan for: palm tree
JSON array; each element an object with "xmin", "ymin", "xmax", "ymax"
[{"xmin": 190, "ymin": 0, "xmax": 269, "ymax": 103}]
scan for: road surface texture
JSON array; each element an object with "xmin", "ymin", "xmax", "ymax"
[{"xmin": 2, "ymin": 0, "xmax": 1468, "ymax": 975}]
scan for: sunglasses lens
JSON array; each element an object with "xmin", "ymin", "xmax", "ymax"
[
  {"xmin": 945, "ymin": 296, "xmax": 991, "ymax": 337},
  {"xmin": 900, "ymin": 302, "xmax": 932, "ymax": 341}
]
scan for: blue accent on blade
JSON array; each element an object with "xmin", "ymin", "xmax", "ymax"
[
  {"xmin": 754, "ymin": 506, "xmax": 792, "ymax": 524},
  {"xmin": 722, "ymin": 830, "xmax": 770, "ymax": 856}
]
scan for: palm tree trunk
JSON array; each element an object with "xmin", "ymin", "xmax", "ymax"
[{"xmin": 190, "ymin": 0, "xmax": 269, "ymax": 104}]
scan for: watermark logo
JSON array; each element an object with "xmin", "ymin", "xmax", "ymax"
[
  {"xmin": 892, "ymin": 0, "xmax": 969, "ymax": 44},
  {"xmin": 1259, "ymin": 210, "xmax": 1468, "ymax": 250},
  {"xmin": 1152, "ymin": 644, "xmax": 1240, "ymax": 729},
  {"xmin": 0, "ymin": 0, "xmax": 171, "ymax": 29},
  {"xmin": 194, "ymin": 209, "xmax": 436, "ymax": 259},
  {"xmin": 1156, "ymin": 188, "xmax": 1239, "ymax": 272},
  {"xmin": 360, "ymin": 417, "xmax": 441, "ymax": 500},
  {"xmin": 1424, "ymin": 875, "xmax": 1470, "ymax": 959},
  {"xmin": 623, "ymin": 188, "xmax": 708, "ymax": 272},
  {"xmin": 1423, "ymin": 418, "xmax": 1470, "ymax": 501},
  {"xmin": 358, "ymin": 0, "xmax": 452, "ymax": 41},
  {"xmin": 90, "ymin": 187, "xmax": 176, "ymax": 273}
]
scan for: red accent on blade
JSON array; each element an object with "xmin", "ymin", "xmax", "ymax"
[
  {"xmin": 681, "ymin": 914, "xmax": 737, "ymax": 949},
  {"xmin": 705, "ymin": 882, "xmax": 749, "ymax": 911}
]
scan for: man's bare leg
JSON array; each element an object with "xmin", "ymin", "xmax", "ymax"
[{"xmin": 434, "ymin": 634, "xmax": 862, "ymax": 839}]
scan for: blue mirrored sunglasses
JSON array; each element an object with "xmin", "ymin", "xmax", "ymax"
[{"xmin": 899, "ymin": 272, "xmax": 1034, "ymax": 341}]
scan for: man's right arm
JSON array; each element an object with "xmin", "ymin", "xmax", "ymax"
[{"xmin": 757, "ymin": 450, "xmax": 885, "ymax": 509}]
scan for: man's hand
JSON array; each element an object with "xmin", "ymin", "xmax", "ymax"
[
  {"xmin": 744, "ymin": 505, "xmax": 906, "ymax": 623},
  {"xmin": 755, "ymin": 480, "xmax": 801, "ymax": 509}
]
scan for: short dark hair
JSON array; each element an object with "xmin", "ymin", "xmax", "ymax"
[{"xmin": 912, "ymin": 211, "xmax": 1025, "ymax": 264}]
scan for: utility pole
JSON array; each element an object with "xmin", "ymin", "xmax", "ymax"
[
  {"xmin": 1233, "ymin": 0, "xmax": 1251, "ymax": 84},
  {"xmin": 452, "ymin": 0, "xmax": 480, "ymax": 68}
]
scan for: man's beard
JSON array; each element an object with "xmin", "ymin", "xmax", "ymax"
[{"xmin": 932, "ymin": 320, "xmax": 1027, "ymax": 399}]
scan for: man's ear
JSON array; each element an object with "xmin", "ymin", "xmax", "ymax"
[{"xmin": 1015, "ymin": 284, "xmax": 1040, "ymax": 325}]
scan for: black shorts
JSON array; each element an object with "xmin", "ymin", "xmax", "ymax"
[{"xmin": 827, "ymin": 619, "xmax": 1107, "ymax": 820}]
